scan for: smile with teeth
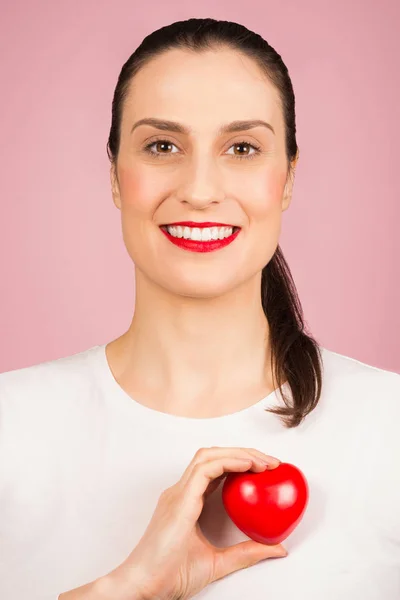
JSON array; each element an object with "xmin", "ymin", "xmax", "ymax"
[{"xmin": 163, "ymin": 225, "xmax": 238, "ymax": 241}]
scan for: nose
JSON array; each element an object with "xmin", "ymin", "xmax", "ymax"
[{"xmin": 175, "ymin": 156, "xmax": 225, "ymax": 209}]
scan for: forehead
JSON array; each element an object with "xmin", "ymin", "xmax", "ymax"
[{"xmin": 122, "ymin": 47, "xmax": 283, "ymax": 132}]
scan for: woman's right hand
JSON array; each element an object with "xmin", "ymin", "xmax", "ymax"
[{"xmin": 108, "ymin": 446, "xmax": 288, "ymax": 600}]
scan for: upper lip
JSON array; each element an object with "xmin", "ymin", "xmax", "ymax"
[{"xmin": 161, "ymin": 221, "xmax": 239, "ymax": 228}]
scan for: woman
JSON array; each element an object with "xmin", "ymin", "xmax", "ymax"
[{"xmin": 1, "ymin": 17, "xmax": 399, "ymax": 600}]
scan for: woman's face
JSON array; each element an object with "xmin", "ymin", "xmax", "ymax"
[{"xmin": 111, "ymin": 47, "xmax": 297, "ymax": 298}]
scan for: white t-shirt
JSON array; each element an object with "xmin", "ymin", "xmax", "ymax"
[{"xmin": 0, "ymin": 343, "xmax": 399, "ymax": 600}]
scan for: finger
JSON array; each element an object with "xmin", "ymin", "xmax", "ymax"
[
  {"xmin": 180, "ymin": 452, "xmax": 267, "ymax": 490},
  {"xmin": 180, "ymin": 447, "xmax": 280, "ymax": 488},
  {"xmin": 203, "ymin": 474, "xmax": 226, "ymax": 499},
  {"xmin": 206, "ymin": 446, "xmax": 281, "ymax": 466},
  {"xmin": 213, "ymin": 540, "xmax": 288, "ymax": 582},
  {"xmin": 180, "ymin": 457, "xmax": 254, "ymax": 522}
]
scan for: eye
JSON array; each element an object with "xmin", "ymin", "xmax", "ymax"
[
  {"xmin": 142, "ymin": 138, "xmax": 262, "ymax": 160},
  {"xmin": 225, "ymin": 141, "xmax": 262, "ymax": 160},
  {"xmin": 143, "ymin": 140, "xmax": 179, "ymax": 156}
]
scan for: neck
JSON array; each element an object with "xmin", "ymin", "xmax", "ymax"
[{"xmin": 108, "ymin": 269, "xmax": 274, "ymax": 416}]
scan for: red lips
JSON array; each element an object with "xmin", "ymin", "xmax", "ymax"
[
  {"xmin": 222, "ymin": 462, "xmax": 309, "ymax": 545},
  {"xmin": 164, "ymin": 221, "xmax": 237, "ymax": 228},
  {"xmin": 160, "ymin": 223, "xmax": 241, "ymax": 253}
]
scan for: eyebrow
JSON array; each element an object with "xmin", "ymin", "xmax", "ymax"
[{"xmin": 130, "ymin": 118, "xmax": 275, "ymax": 136}]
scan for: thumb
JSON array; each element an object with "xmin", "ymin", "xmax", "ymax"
[{"xmin": 212, "ymin": 540, "xmax": 288, "ymax": 581}]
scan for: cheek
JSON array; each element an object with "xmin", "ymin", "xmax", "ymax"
[
  {"xmin": 117, "ymin": 165, "xmax": 159, "ymax": 216},
  {"xmin": 243, "ymin": 169, "xmax": 287, "ymax": 219}
]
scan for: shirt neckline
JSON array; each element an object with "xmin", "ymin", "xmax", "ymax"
[{"xmin": 88, "ymin": 343, "xmax": 294, "ymax": 427}]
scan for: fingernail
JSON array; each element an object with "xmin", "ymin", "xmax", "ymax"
[{"xmin": 264, "ymin": 459, "xmax": 281, "ymax": 468}]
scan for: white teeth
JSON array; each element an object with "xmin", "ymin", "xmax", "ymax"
[
  {"xmin": 201, "ymin": 228, "xmax": 211, "ymax": 241},
  {"xmin": 166, "ymin": 225, "xmax": 234, "ymax": 241},
  {"xmin": 191, "ymin": 228, "xmax": 202, "ymax": 241},
  {"xmin": 210, "ymin": 227, "xmax": 219, "ymax": 240}
]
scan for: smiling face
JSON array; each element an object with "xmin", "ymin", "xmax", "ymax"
[{"xmin": 110, "ymin": 46, "xmax": 298, "ymax": 298}]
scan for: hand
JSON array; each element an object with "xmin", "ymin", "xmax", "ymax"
[{"xmin": 110, "ymin": 446, "xmax": 288, "ymax": 600}]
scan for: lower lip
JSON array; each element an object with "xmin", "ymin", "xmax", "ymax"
[{"xmin": 160, "ymin": 228, "xmax": 241, "ymax": 253}]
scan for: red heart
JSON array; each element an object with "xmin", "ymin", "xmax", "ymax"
[{"xmin": 221, "ymin": 462, "xmax": 309, "ymax": 545}]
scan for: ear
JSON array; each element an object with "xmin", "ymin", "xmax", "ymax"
[
  {"xmin": 110, "ymin": 164, "xmax": 121, "ymax": 210},
  {"xmin": 282, "ymin": 149, "xmax": 299, "ymax": 212}
]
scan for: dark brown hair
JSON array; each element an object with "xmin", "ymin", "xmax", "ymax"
[{"xmin": 106, "ymin": 17, "xmax": 323, "ymax": 428}]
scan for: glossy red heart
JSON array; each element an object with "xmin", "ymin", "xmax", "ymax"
[{"xmin": 222, "ymin": 462, "xmax": 309, "ymax": 545}]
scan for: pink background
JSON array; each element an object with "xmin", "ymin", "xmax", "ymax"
[{"xmin": 1, "ymin": 0, "xmax": 399, "ymax": 374}]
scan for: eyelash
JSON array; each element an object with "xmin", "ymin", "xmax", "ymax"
[{"xmin": 142, "ymin": 138, "xmax": 262, "ymax": 161}]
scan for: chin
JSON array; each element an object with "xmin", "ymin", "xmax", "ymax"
[{"xmin": 159, "ymin": 271, "xmax": 241, "ymax": 299}]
